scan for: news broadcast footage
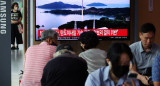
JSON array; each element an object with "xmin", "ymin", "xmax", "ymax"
[{"xmin": 36, "ymin": 0, "xmax": 130, "ymax": 40}]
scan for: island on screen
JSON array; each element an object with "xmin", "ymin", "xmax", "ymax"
[{"xmin": 36, "ymin": 0, "xmax": 130, "ymax": 40}]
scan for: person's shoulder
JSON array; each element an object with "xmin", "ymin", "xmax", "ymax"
[
  {"xmin": 88, "ymin": 48, "xmax": 106, "ymax": 54},
  {"xmin": 79, "ymin": 50, "xmax": 88, "ymax": 56},
  {"xmin": 155, "ymin": 54, "xmax": 160, "ymax": 61},
  {"xmin": 153, "ymin": 43, "xmax": 160, "ymax": 47},
  {"xmin": 153, "ymin": 43, "xmax": 160, "ymax": 51},
  {"xmin": 86, "ymin": 66, "xmax": 108, "ymax": 85},
  {"xmin": 157, "ymin": 54, "xmax": 160, "ymax": 59},
  {"xmin": 130, "ymin": 41, "xmax": 140, "ymax": 47},
  {"xmin": 17, "ymin": 10, "xmax": 22, "ymax": 16},
  {"xmin": 49, "ymin": 45, "xmax": 57, "ymax": 49},
  {"xmin": 95, "ymin": 49, "xmax": 107, "ymax": 56},
  {"xmin": 27, "ymin": 44, "xmax": 38, "ymax": 49},
  {"xmin": 46, "ymin": 57, "xmax": 54, "ymax": 64},
  {"xmin": 79, "ymin": 49, "xmax": 98, "ymax": 56},
  {"xmin": 25, "ymin": 45, "xmax": 38, "ymax": 54},
  {"xmin": 43, "ymin": 57, "xmax": 55, "ymax": 70},
  {"xmin": 129, "ymin": 41, "xmax": 141, "ymax": 49},
  {"xmin": 27, "ymin": 43, "xmax": 49, "ymax": 49},
  {"xmin": 90, "ymin": 66, "xmax": 107, "ymax": 78},
  {"xmin": 79, "ymin": 51, "xmax": 84, "ymax": 56},
  {"xmin": 17, "ymin": 10, "xmax": 21, "ymax": 13},
  {"xmin": 96, "ymin": 49, "xmax": 106, "ymax": 53}
]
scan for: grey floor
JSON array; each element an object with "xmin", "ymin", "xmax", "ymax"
[{"xmin": 11, "ymin": 44, "xmax": 24, "ymax": 86}]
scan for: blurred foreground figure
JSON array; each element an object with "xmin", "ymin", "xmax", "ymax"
[
  {"xmin": 41, "ymin": 54, "xmax": 88, "ymax": 86},
  {"xmin": 85, "ymin": 42, "xmax": 140, "ymax": 86}
]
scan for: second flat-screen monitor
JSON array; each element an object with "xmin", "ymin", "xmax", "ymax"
[{"xmin": 36, "ymin": 0, "xmax": 130, "ymax": 41}]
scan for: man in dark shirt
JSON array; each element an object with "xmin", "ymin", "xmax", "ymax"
[{"xmin": 41, "ymin": 54, "xmax": 88, "ymax": 86}]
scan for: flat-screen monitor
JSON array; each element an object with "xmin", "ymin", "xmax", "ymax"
[{"xmin": 36, "ymin": 0, "xmax": 130, "ymax": 41}]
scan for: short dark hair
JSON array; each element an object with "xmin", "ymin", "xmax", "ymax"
[
  {"xmin": 79, "ymin": 31, "xmax": 99, "ymax": 49},
  {"xmin": 11, "ymin": 2, "xmax": 19, "ymax": 9},
  {"xmin": 141, "ymin": 23, "xmax": 156, "ymax": 34},
  {"xmin": 107, "ymin": 42, "xmax": 133, "ymax": 65}
]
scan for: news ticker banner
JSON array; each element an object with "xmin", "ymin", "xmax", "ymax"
[
  {"xmin": 38, "ymin": 29, "xmax": 128, "ymax": 37},
  {"xmin": 0, "ymin": 0, "xmax": 11, "ymax": 85}
]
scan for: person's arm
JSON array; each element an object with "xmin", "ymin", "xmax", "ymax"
[
  {"xmin": 11, "ymin": 17, "xmax": 22, "ymax": 24},
  {"xmin": 130, "ymin": 63, "xmax": 149, "ymax": 85},
  {"xmin": 123, "ymin": 79, "xmax": 136, "ymax": 86},
  {"xmin": 17, "ymin": 17, "xmax": 22, "ymax": 23},
  {"xmin": 153, "ymin": 82, "xmax": 160, "ymax": 86},
  {"xmin": 129, "ymin": 46, "xmax": 149, "ymax": 85},
  {"xmin": 23, "ymin": 47, "xmax": 29, "ymax": 69},
  {"xmin": 11, "ymin": 20, "xmax": 17, "ymax": 24},
  {"xmin": 18, "ymin": 11, "xmax": 22, "ymax": 23},
  {"xmin": 23, "ymin": 54, "xmax": 26, "ymax": 69}
]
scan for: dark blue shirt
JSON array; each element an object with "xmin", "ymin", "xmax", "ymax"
[{"xmin": 152, "ymin": 55, "xmax": 160, "ymax": 81}]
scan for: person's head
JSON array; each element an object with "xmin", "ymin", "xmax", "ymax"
[
  {"xmin": 106, "ymin": 42, "xmax": 133, "ymax": 78},
  {"xmin": 41, "ymin": 29, "xmax": 59, "ymax": 45},
  {"xmin": 11, "ymin": 2, "xmax": 19, "ymax": 11},
  {"xmin": 56, "ymin": 44, "xmax": 73, "ymax": 52},
  {"xmin": 139, "ymin": 23, "xmax": 156, "ymax": 49},
  {"xmin": 79, "ymin": 31, "xmax": 99, "ymax": 50},
  {"xmin": 54, "ymin": 44, "xmax": 75, "ymax": 57}
]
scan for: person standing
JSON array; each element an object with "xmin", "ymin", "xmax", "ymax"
[{"xmin": 11, "ymin": 2, "xmax": 23, "ymax": 49}]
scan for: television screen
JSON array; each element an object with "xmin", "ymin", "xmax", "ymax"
[{"xmin": 36, "ymin": 0, "xmax": 130, "ymax": 40}]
